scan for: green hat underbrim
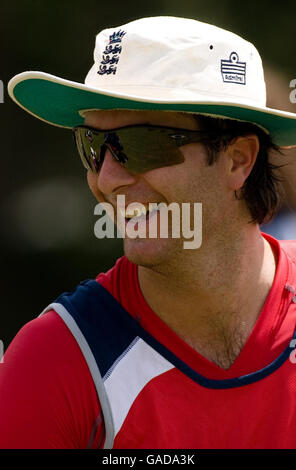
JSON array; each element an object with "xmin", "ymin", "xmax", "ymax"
[{"xmin": 8, "ymin": 72, "xmax": 296, "ymax": 147}]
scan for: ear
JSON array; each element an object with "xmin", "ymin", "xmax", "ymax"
[{"xmin": 226, "ymin": 135, "xmax": 259, "ymax": 191}]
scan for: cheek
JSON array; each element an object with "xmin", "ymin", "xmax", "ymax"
[
  {"xmin": 142, "ymin": 164, "xmax": 187, "ymax": 201},
  {"xmin": 87, "ymin": 171, "xmax": 106, "ymax": 202},
  {"xmin": 143, "ymin": 145, "xmax": 210, "ymax": 202}
]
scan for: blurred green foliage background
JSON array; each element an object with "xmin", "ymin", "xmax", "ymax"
[{"xmin": 1, "ymin": 0, "xmax": 296, "ymax": 348}]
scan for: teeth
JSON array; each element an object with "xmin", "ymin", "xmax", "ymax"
[
  {"xmin": 126, "ymin": 206, "xmax": 147, "ymax": 219},
  {"xmin": 119, "ymin": 203, "xmax": 160, "ymax": 219},
  {"xmin": 141, "ymin": 206, "xmax": 148, "ymax": 216},
  {"xmin": 128, "ymin": 207, "xmax": 144, "ymax": 218},
  {"xmin": 119, "ymin": 208, "xmax": 143, "ymax": 219}
]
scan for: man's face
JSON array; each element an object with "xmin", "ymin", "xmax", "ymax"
[{"xmin": 85, "ymin": 110, "xmax": 231, "ymax": 268}]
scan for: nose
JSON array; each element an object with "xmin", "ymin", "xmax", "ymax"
[{"xmin": 96, "ymin": 147, "xmax": 137, "ymax": 195}]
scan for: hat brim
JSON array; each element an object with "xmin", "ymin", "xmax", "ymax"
[{"xmin": 8, "ymin": 71, "xmax": 296, "ymax": 147}]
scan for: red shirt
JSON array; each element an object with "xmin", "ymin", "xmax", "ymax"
[{"xmin": 0, "ymin": 233, "xmax": 296, "ymax": 448}]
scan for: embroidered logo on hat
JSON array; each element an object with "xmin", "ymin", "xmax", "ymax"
[
  {"xmin": 98, "ymin": 30, "xmax": 126, "ymax": 76},
  {"xmin": 221, "ymin": 52, "xmax": 246, "ymax": 85}
]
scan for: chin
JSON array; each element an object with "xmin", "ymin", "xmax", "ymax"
[{"xmin": 123, "ymin": 236, "xmax": 179, "ymax": 268}]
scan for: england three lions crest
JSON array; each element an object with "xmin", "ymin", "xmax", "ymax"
[
  {"xmin": 221, "ymin": 52, "xmax": 246, "ymax": 85},
  {"xmin": 98, "ymin": 30, "xmax": 126, "ymax": 76}
]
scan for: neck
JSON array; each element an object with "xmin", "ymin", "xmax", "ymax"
[{"xmin": 137, "ymin": 226, "xmax": 277, "ymax": 369}]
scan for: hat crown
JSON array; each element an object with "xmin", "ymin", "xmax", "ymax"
[{"xmin": 85, "ymin": 16, "xmax": 266, "ymax": 107}]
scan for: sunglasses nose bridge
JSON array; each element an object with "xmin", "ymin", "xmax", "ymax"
[
  {"xmin": 98, "ymin": 144, "xmax": 129, "ymax": 176},
  {"xmin": 105, "ymin": 142, "xmax": 117, "ymax": 159},
  {"xmin": 93, "ymin": 141, "xmax": 120, "ymax": 170},
  {"xmin": 95, "ymin": 144, "xmax": 137, "ymax": 195},
  {"xmin": 100, "ymin": 142, "xmax": 121, "ymax": 165}
]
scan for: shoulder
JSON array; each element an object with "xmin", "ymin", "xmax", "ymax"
[
  {"xmin": 262, "ymin": 232, "xmax": 296, "ymax": 263},
  {"xmin": 4, "ymin": 310, "xmax": 83, "ymax": 366},
  {"xmin": 0, "ymin": 310, "xmax": 100, "ymax": 448},
  {"xmin": 278, "ymin": 240, "xmax": 296, "ymax": 261}
]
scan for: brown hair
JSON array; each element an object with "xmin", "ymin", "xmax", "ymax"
[{"xmin": 194, "ymin": 114, "xmax": 284, "ymax": 224}]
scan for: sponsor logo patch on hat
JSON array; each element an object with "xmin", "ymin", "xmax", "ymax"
[{"xmin": 221, "ymin": 52, "xmax": 246, "ymax": 85}]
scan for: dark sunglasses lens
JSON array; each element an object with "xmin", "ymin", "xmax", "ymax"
[
  {"xmin": 74, "ymin": 126, "xmax": 185, "ymax": 174},
  {"xmin": 115, "ymin": 127, "xmax": 185, "ymax": 173},
  {"xmin": 75, "ymin": 128, "xmax": 104, "ymax": 173}
]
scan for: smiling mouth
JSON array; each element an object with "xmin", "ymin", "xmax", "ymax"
[{"xmin": 120, "ymin": 203, "xmax": 163, "ymax": 221}]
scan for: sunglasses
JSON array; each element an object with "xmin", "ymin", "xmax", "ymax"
[{"xmin": 73, "ymin": 124, "xmax": 229, "ymax": 175}]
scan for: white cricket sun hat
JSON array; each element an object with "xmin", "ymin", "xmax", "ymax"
[{"xmin": 8, "ymin": 16, "xmax": 296, "ymax": 146}]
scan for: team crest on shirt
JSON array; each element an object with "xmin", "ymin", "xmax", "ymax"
[
  {"xmin": 98, "ymin": 30, "xmax": 126, "ymax": 75},
  {"xmin": 221, "ymin": 52, "xmax": 246, "ymax": 85}
]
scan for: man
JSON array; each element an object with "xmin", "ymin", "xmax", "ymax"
[{"xmin": 2, "ymin": 16, "xmax": 296, "ymax": 449}]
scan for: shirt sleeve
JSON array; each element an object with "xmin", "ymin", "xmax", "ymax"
[{"xmin": 0, "ymin": 310, "xmax": 105, "ymax": 449}]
